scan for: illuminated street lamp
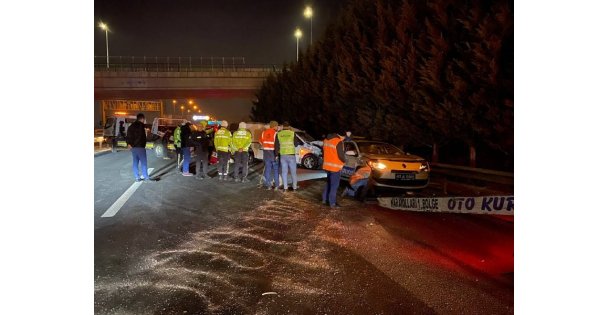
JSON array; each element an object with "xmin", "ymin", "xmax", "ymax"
[
  {"xmin": 304, "ymin": 6, "xmax": 313, "ymax": 45},
  {"xmin": 294, "ymin": 28, "xmax": 302, "ymax": 62},
  {"xmin": 188, "ymin": 100, "xmax": 193, "ymax": 105},
  {"xmin": 98, "ymin": 22, "xmax": 110, "ymax": 69},
  {"xmin": 180, "ymin": 105, "xmax": 185, "ymax": 118},
  {"xmin": 193, "ymin": 105, "xmax": 197, "ymax": 110},
  {"xmin": 172, "ymin": 99, "xmax": 177, "ymax": 115}
]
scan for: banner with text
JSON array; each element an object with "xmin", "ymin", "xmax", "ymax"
[{"xmin": 377, "ymin": 196, "xmax": 514, "ymax": 215}]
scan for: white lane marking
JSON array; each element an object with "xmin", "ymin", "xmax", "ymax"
[{"xmin": 101, "ymin": 168, "xmax": 154, "ymax": 218}]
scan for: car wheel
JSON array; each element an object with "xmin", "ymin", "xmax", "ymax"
[
  {"xmin": 248, "ymin": 150, "xmax": 255, "ymax": 164},
  {"xmin": 154, "ymin": 143, "xmax": 164, "ymax": 158},
  {"xmin": 301, "ymin": 154, "xmax": 317, "ymax": 169},
  {"xmin": 111, "ymin": 139, "xmax": 117, "ymax": 153}
]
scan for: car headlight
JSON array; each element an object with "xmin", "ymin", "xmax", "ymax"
[
  {"xmin": 419, "ymin": 162, "xmax": 430, "ymax": 172},
  {"xmin": 367, "ymin": 160, "xmax": 387, "ymax": 170}
]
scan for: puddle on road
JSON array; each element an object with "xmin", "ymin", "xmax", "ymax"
[{"xmin": 95, "ymin": 195, "xmax": 335, "ymax": 314}]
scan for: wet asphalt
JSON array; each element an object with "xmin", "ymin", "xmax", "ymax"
[{"xmin": 94, "ymin": 150, "xmax": 514, "ymax": 314}]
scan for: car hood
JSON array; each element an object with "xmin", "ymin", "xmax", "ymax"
[{"xmin": 363, "ymin": 153, "xmax": 426, "ymax": 162}]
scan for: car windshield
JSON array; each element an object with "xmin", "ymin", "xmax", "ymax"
[
  {"xmin": 104, "ymin": 118, "xmax": 115, "ymax": 129},
  {"xmin": 357, "ymin": 142, "xmax": 404, "ymax": 155},
  {"xmin": 296, "ymin": 132, "xmax": 315, "ymax": 142}
]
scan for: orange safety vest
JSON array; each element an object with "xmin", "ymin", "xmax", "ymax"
[
  {"xmin": 260, "ymin": 128, "xmax": 277, "ymax": 150},
  {"xmin": 323, "ymin": 137, "xmax": 345, "ymax": 172}
]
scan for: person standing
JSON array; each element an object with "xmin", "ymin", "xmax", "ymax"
[
  {"xmin": 322, "ymin": 133, "xmax": 346, "ymax": 207},
  {"xmin": 275, "ymin": 122, "xmax": 298, "ymax": 191},
  {"xmin": 126, "ymin": 113, "xmax": 152, "ymax": 182},
  {"xmin": 180, "ymin": 121, "xmax": 194, "ymax": 176},
  {"xmin": 261, "ymin": 121, "xmax": 280, "ymax": 190},
  {"xmin": 192, "ymin": 120, "xmax": 212, "ymax": 179},
  {"xmin": 232, "ymin": 122, "xmax": 252, "ymax": 182},
  {"xmin": 214, "ymin": 120, "xmax": 232, "ymax": 180},
  {"xmin": 173, "ymin": 122, "xmax": 184, "ymax": 173}
]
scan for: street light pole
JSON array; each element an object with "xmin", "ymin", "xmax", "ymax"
[
  {"xmin": 99, "ymin": 22, "xmax": 110, "ymax": 69},
  {"xmin": 294, "ymin": 28, "xmax": 302, "ymax": 62},
  {"xmin": 304, "ymin": 6, "xmax": 313, "ymax": 46}
]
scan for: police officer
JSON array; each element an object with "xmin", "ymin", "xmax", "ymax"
[
  {"xmin": 173, "ymin": 122, "xmax": 184, "ymax": 173},
  {"xmin": 275, "ymin": 122, "xmax": 298, "ymax": 191},
  {"xmin": 232, "ymin": 122, "xmax": 253, "ymax": 182},
  {"xmin": 214, "ymin": 120, "xmax": 232, "ymax": 180}
]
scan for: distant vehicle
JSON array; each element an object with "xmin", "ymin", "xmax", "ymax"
[
  {"xmin": 247, "ymin": 122, "xmax": 322, "ymax": 169},
  {"xmin": 145, "ymin": 118, "xmax": 188, "ymax": 157},
  {"xmin": 102, "ymin": 115, "xmax": 187, "ymax": 156},
  {"xmin": 341, "ymin": 139, "xmax": 430, "ymax": 192},
  {"xmin": 102, "ymin": 115, "xmax": 137, "ymax": 152}
]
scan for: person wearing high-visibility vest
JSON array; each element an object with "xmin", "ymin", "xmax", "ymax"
[
  {"xmin": 232, "ymin": 122, "xmax": 253, "ymax": 182},
  {"xmin": 322, "ymin": 133, "xmax": 346, "ymax": 207},
  {"xmin": 173, "ymin": 122, "xmax": 184, "ymax": 173},
  {"xmin": 260, "ymin": 121, "xmax": 280, "ymax": 190},
  {"xmin": 342, "ymin": 164, "xmax": 371, "ymax": 200},
  {"xmin": 214, "ymin": 120, "xmax": 232, "ymax": 180},
  {"xmin": 274, "ymin": 122, "xmax": 298, "ymax": 191}
]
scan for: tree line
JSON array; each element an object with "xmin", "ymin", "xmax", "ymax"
[{"xmin": 251, "ymin": 0, "xmax": 513, "ymax": 168}]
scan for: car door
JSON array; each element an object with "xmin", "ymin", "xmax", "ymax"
[{"xmin": 340, "ymin": 141, "xmax": 359, "ymax": 179}]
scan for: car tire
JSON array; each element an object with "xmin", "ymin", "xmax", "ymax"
[
  {"xmin": 154, "ymin": 141, "xmax": 166, "ymax": 158},
  {"xmin": 301, "ymin": 154, "xmax": 317, "ymax": 169},
  {"xmin": 111, "ymin": 139, "xmax": 117, "ymax": 153},
  {"xmin": 248, "ymin": 149, "xmax": 255, "ymax": 164}
]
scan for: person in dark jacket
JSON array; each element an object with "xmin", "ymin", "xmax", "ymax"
[
  {"xmin": 180, "ymin": 122, "xmax": 194, "ymax": 176},
  {"xmin": 193, "ymin": 120, "xmax": 212, "ymax": 179},
  {"xmin": 126, "ymin": 113, "xmax": 152, "ymax": 182}
]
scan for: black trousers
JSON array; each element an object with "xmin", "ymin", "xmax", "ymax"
[{"xmin": 194, "ymin": 149, "xmax": 209, "ymax": 177}]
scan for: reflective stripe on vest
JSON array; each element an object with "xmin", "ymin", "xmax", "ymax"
[
  {"xmin": 277, "ymin": 130, "xmax": 295, "ymax": 155},
  {"xmin": 322, "ymin": 137, "xmax": 344, "ymax": 172},
  {"xmin": 261, "ymin": 129, "xmax": 276, "ymax": 150}
]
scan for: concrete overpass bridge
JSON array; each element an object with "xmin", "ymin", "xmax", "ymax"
[{"xmin": 94, "ymin": 56, "xmax": 277, "ymax": 100}]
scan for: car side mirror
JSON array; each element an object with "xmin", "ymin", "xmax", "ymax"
[{"xmin": 345, "ymin": 150, "xmax": 357, "ymax": 156}]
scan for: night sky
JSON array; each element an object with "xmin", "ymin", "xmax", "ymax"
[{"xmin": 94, "ymin": 0, "xmax": 344, "ymax": 65}]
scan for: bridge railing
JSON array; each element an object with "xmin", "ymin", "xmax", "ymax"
[{"xmin": 94, "ymin": 56, "xmax": 279, "ymax": 73}]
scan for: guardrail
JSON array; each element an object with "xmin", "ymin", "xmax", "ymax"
[
  {"xmin": 431, "ymin": 163, "xmax": 513, "ymax": 186},
  {"xmin": 94, "ymin": 63, "xmax": 279, "ymax": 73},
  {"xmin": 94, "ymin": 56, "xmax": 279, "ymax": 73}
]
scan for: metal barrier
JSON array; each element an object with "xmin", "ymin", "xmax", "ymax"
[
  {"xmin": 431, "ymin": 163, "xmax": 514, "ymax": 186},
  {"xmin": 94, "ymin": 56, "xmax": 279, "ymax": 73}
]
